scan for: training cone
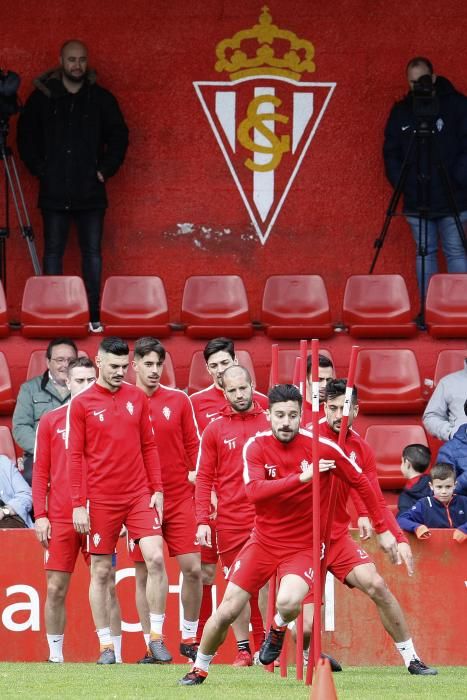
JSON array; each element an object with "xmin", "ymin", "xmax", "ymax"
[{"xmin": 310, "ymin": 657, "xmax": 338, "ymax": 700}]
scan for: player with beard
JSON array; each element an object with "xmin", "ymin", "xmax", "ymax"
[
  {"xmin": 129, "ymin": 337, "xmax": 202, "ymax": 664},
  {"xmin": 195, "ymin": 365, "xmax": 269, "ymax": 666},
  {"xmin": 179, "ymin": 384, "xmax": 398, "ymax": 685},
  {"xmin": 303, "ymin": 353, "xmax": 335, "ymax": 423},
  {"xmin": 190, "ymin": 337, "xmax": 268, "ymax": 656},
  {"xmin": 67, "ymin": 337, "xmax": 166, "ymax": 664},
  {"xmin": 296, "ymin": 379, "xmax": 436, "ymax": 676}
]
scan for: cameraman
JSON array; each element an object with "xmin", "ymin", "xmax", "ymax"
[{"xmin": 383, "ymin": 57, "xmax": 467, "ymax": 300}]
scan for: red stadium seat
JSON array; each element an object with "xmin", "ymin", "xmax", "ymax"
[
  {"xmin": 342, "ymin": 274, "xmax": 417, "ymax": 338},
  {"xmin": 124, "ymin": 350, "xmax": 176, "ymax": 388},
  {"xmin": 0, "ymin": 281, "xmax": 9, "ymax": 338},
  {"xmin": 0, "ymin": 353, "xmax": 15, "ymax": 415},
  {"xmin": 21, "ymin": 276, "xmax": 89, "ymax": 338},
  {"xmin": 355, "ymin": 348, "xmax": 425, "ymax": 414},
  {"xmin": 181, "ymin": 275, "xmax": 253, "ymax": 339},
  {"xmin": 100, "ymin": 276, "xmax": 171, "ymax": 338},
  {"xmin": 26, "ymin": 349, "xmax": 89, "ymax": 381},
  {"xmin": 425, "ymin": 274, "xmax": 467, "ymax": 338},
  {"xmin": 268, "ymin": 348, "xmax": 334, "ymax": 388},
  {"xmin": 365, "ymin": 424, "xmax": 429, "ymax": 489},
  {"xmin": 0, "ymin": 425, "xmax": 16, "ymax": 461},
  {"xmin": 433, "ymin": 349, "xmax": 466, "ymax": 387},
  {"xmin": 187, "ymin": 349, "xmax": 257, "ymax": 394},
  {"xmin": 261, "ymin": 275, "xmax": 333, "ymax": 339}
]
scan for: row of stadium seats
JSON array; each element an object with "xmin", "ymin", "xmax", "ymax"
[
  {"xmin": 3, "ymin": 273, "xmax": 467, "ymax": 339},
  {"xmin": 0, "ymin": 421, "xmax": 424, "ymax": 491},
  {"xmin": 1, "ymin": 345, "xmax": 465, "ymax": 417}
]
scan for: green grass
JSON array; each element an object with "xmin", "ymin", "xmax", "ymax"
[{"xmin": 0, "ymin": 664, "xmax": 465, "ymax": 699}]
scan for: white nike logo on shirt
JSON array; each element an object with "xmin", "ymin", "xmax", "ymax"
[
  {"xmin": 206, "ymin": 412, "xmax": 218, "ymax": 418},
  {"xmin": 401, "ymin": 125, "xmax": 410, "ymax": 131},
  {"xmin": 93, "ymin": 410, "xmax": 106, "ymax": 416}
]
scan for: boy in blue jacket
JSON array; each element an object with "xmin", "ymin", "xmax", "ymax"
[
  {"xmin": 397, "ymin": 443, "xmax": 432, "ymax": 515},
  {"xmin": 397, "ymin": 463, "xmax": 467, "ymax": 543}
]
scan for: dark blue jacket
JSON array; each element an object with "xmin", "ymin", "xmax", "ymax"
[
  {"xmin": 397, "ymin": 493, "xmax": 467, "ymax": 534},
  {"xmin": 397, "ymin": 474, "xmax": 432, "ymax": 515},
  {"xmin": 383, "ymin": 76, "xmax": 467, "ymax": 214},
  {"xmin": 437, "ymin": 424, "xmax": 467, "ymax": 495}
]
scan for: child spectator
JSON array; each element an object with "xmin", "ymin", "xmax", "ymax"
[
  {"xmin": 397, "ymin": 444, "xmax": 432, "ymax": 515},
  {"xmin": 436, "ymin": 399, "xmax": 467, "ymax": 496},
  {"xmin": 397, "ymin": 463, "xmax": 467, "ymax": 543}
]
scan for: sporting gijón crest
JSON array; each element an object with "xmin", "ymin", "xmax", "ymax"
[{"xmin": 193, "ymin": 7, "xmax": 335, "ymax": 245}]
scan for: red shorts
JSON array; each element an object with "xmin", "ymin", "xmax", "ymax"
[
  {"xmin": 45, "ymin": 521, "xmax": 90, "ymax": 573},
  {"xmin": 228, "ymin": 539, "xmax": 314, "ymax": 596},
  {"xmin": 303, "ymin": 535, "xmax": 372, "ymax": 603},
  {"xmin": 328, "ymin": 535, "xmax": 372, "ymax": 584},
  {"xmin": 88, "ymin": 493, "xmax": 162, "ymax": 555},
  {"xmin": 217, "ymin": 529, "xmax": 251, "ymax": 571},
  {"xmin": 200, "ymin": 522, "xmax": 218, "ymax": 565},
  {"xmin": 128, "ymin": 496, "xmax": 199, "ymax": 561}
]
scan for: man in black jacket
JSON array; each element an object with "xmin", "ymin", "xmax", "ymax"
[
  {"xmin": 17, "ymin": 40, "xmax": 129, "ymax": 331},
  {"xmin": 383, "ymin": 57, "xmax": 467, "ymax": 299}
]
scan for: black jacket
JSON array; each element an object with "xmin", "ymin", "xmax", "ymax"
[
  {"xmin": 383, "ymin": 76, "xmax": 467, "ymax": 215},
  {"xmin": 397, "ymin": 474, "xmax": 432, "ymax": 515},
  {"xmin": 17, "ymin": 68, "xmax": 129, "ymax": 210}
]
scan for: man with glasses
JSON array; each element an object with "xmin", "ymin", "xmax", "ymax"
[{"xmin": 13, "ymin": 337, "xmax": 78, "ymax": 485}]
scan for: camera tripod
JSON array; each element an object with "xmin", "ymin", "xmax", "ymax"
[
  {"xmin": 0, "ymin": 119, "xmax": 41, "ymax": 286},
  {"xmin": 369, "ymin": 119, "xmax": 467, "ymax": 327}
]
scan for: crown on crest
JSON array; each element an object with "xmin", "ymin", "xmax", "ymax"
[{"xmin": 215, "ymin": 6, "xmax": 315, "ymax": 81}]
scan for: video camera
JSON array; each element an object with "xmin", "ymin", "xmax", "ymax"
[
  {"xmin": 0, "ymin": 69, "xmax": 21, "ymax": 120},
  {"xmin": 411, "ymin": 73, "xmax": 439, "ymax": 120}
]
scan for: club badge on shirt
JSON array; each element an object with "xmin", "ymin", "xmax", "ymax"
[
  {"xmin": 126, "ymin": 401, "xmax": 134, "ymax": 415},
  {"xmin": 162, "ymin": 406, "xmax": 171, "ymax": 421}
]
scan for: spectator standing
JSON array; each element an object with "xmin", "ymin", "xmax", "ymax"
[
  {"xmin": 423, "ymin": 358, "xmax": 467, "ymax": 441},
  {"xmin": 17, "ymin": 39, "xmax": 129, "ymax": 331}
]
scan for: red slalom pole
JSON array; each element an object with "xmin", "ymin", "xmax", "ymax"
[
  {"xmin": 309, "ymin": 345, "xmax": 359, "ymax": 685},
  {"xmin": 264, "ymin": 572, "xmax": 277, "ymax": 673},
  {"xmin": 270, "ymin": 344, "xmax": 279, "ymax": 388},
  {"xmin": 307, "ymin": 339, "xmax": 321, "ymax": 685},
  {"xmin": 293, "ymin": 339, "xmax": 308, "ymax": 680}
]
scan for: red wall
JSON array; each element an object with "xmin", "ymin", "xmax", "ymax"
[
  {"xmin": 1, "ymin": 530, "xmax": 465, "ymax": 665},
  {"xmin": 3, "ymin": 1, "xmax": 467, "ymax": 320}
]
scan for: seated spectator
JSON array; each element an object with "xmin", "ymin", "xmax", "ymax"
[
  {"xmin": 0, "ymin": 454, "xmax": 34, "ymax": 528},
  {"xmin": 12, "ymin": 337, "xmax": 78, "ymax": 485},
  {"xmin": 398, "ymin": 443, "xmax": 432, "ymax": 515},
  {"xmin": 436, "ymin": 399, "xmax": 467, "ymax": 496},
  {"xmin": 397, "ymin": 463, "xmax": 467, "ymax": 543},
  {"xmin": 423, "ymin": 358, "xmax": 467, "ymax": 441}
]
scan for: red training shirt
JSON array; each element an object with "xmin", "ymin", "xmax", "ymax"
[
  {"xmin": 146, "ymin": 384, "xmax": 200, "ymax": 503},
  {"xmin": 67, "ymin": 381, "xmax": 162, "ymax": 507},
  {"xmin": 196, "ymin": 401, "xmax": 269, "ymax": 532},
  {"xmin": 243, "ymin": 429, "xmax": 387, "ymax": 551},
  {"xmin": 33, "ymin": 404, "xmax": 75, "ymax": 522}
]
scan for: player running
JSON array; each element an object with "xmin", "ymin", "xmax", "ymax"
[
  {"xmin": 298, "ymin": 379, "xmax": 437, "ymax": 676},
  {"xmin": 179, "ymin": 384, "xmax": 398, "ymax": 685}
]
